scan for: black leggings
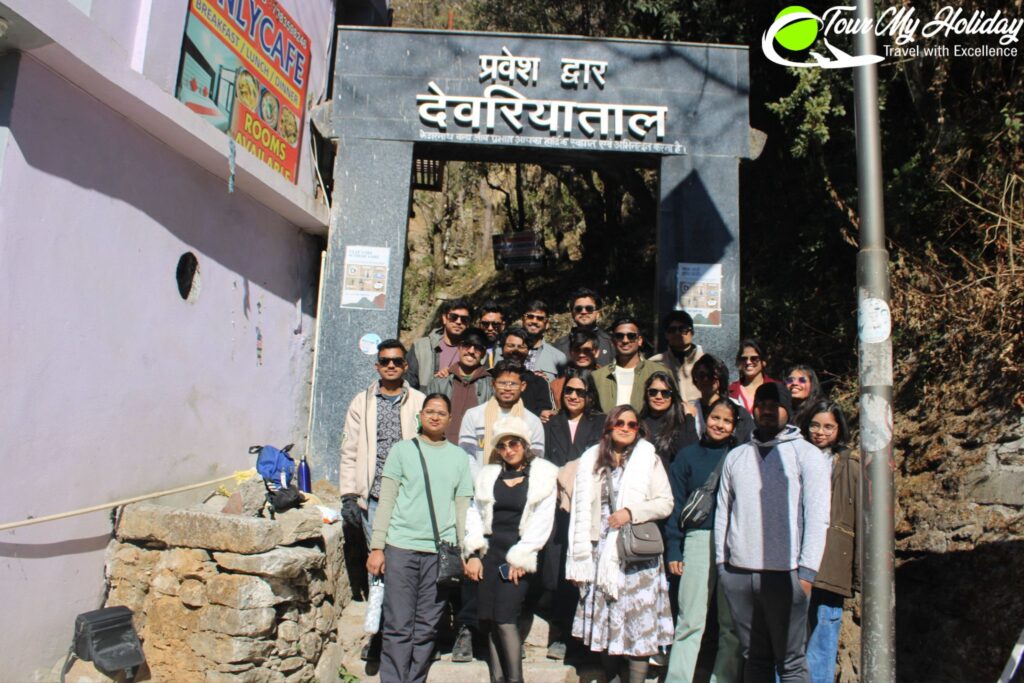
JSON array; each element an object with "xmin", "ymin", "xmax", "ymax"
[{"xmin": 481, "ymin": 615, "xmax": 533, "ymax": 683}]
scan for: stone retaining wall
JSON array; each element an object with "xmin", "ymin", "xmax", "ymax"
[{"xmin": 104, "ymin": 498, "xmax": 349, "ymax": 683}]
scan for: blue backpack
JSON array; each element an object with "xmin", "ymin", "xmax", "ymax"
[
  {"xmin": 251, "ymin": 444, "xmax": 300, "ymax": 517},
  {"xmin": 251, "ymin": 443, "xmax": 296, "ymax": 490}
]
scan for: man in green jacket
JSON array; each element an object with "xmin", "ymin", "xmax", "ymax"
[{"xmin": 592, "ymin": 316, "xmax": 668, "ymax": 413}]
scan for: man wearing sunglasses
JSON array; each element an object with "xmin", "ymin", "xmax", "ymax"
[
  {"xmin": 477, "ymin": 300, "xmax": 506, "ymax": 369},
  {"xmin": 520, "ymin": 299, "xmax": 567, "ymax": 382},
  {"xmin": 407, "ymin": 298, "xmax": 474, "ymax": 390},
  {"xmin": 338, "ymin": 339, "xmax": 426, "ymax": 661},
  {"xmin": 649, "ymin": 310, "xmax": 705, "ymax": 402},
  {"xmin": 592, "ymin": 317, "xmax": 669, "ymax": 413},
  {"xmin": 553, "ymin": 287, "xmax": 614, "ymax": 366},
  {"xmin": 426, "ymin": 328, "xmax": 494, "ymax": 443}
]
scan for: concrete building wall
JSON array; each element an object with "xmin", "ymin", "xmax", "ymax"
[{"xmin": 0, "ymin": 52, "xmax": 321, "ymax": 680}]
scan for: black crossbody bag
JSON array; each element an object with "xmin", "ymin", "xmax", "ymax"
[
  {"xmin": 414, "ymin": 440, "xmax": 463, "ymax": 588},
  {"xmin": 679, "ymin": 456, "xmax": 725, "ymax": 530}
]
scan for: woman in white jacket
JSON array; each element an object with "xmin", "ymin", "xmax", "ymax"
[
  {"xmin": 464, "ymin": 417, "xmax": 558, "ymax": 683},
  {"xmin": 566, "ymin": 406, "xmax": 675, "ymax": 683}
]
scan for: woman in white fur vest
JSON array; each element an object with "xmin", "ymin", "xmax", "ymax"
[
  {"xmin": 567, "ymin": 406, "xmax": 675, "ymax": 683},
  {"xmin": 464, "ymin": 416, "xmax": 558, "ymax": 683}
]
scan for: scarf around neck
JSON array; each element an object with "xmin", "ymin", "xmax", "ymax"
[{"xmin": 482, "ymin": 397, "xmax": 526, "ymax": 456}]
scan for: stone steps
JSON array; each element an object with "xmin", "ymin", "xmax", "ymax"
[{"xmin": 335, "ymin": 600, "xmax": 603, "ymax": 682}]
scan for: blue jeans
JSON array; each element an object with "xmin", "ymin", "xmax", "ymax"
[{"xmin": 805, "ymin": 588, "xmax": 844, "ymax": 683}]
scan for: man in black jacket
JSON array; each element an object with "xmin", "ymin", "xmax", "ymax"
[
  {"xmin": 553, "ymin": 287, "xmax": 615, "ymax": 367},
  {"xmin": 501, "ymin": 327, "xmax": 554, "ymax": 416}
]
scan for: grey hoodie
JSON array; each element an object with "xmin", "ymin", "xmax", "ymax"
[{"xmin": 714, "ymin": 424, "xmax": 831, "ymax": 581}]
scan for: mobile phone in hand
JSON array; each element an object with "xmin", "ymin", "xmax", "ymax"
[{"xmin": 498, "ymin": 563, "xmax": 511, "ymax": 581}]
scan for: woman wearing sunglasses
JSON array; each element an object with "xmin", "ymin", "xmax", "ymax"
[
  {"xmin": 727, "ymin": 339, "xmax": 777, "ymax": 414},
  {"xmin": 639, "ymin": 371, "xmax": 698, "ymax": 467},
  {"xmin": 464, "ymin": 417, "xmax": 559, "ymax": 683},
  {"xmin": 567, "ymin": 406, "xmax": 674, "ymax": 683},
  {"xmin": 785, "ymin": 364, "xmax": 824, "ymax": 427},
  {"xmin": 691, "ymin": 354, "xmax": 754, "ymax": 445},
  {"xmin": 541, "ymin": 368, "xmax": 606, "ymax": 659},
  {"xmin": 664, "ymin": 398, "xmax": 744, "ymax": 683},
  {"xmin": 799, "ymin": 401, "xmax": 860, "ymax": 683}
]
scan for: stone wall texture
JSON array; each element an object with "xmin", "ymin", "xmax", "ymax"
[{"xmin": 103, "ymin": 500, "xmax": 349, "ymax": 683}]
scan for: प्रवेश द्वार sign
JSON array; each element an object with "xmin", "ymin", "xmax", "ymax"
[
  {"xmin": 415, "ymin": 47, "xmax": 683, "ymax": 155},
  {"xmin": 176, "ymin": 0, "xmax": 311, "ymax": 183}
]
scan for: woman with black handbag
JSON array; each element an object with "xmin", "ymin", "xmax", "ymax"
[
  {"xmin": 367, "ymin": 394, "xmax": 475, "ymax": 683},
  {"xmin": 664, "ymin": 398, "xmax": 744, "ymax": 682},
  {"xmin": 463, "ymin": 417, "xmax": 559, "ymax": 683},
  {"xmin": 566, "ymin": 406, "xmax": 674, "ymax": 683}
]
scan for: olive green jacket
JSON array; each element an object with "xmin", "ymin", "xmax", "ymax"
[{"xmin": 592, "ymin": 357, "xmax": 669, "ymax": 413}]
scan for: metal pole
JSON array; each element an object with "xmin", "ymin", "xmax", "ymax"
[{"xmin": 852, "ymin": 1, "xmax": 896, "ymax": 681}]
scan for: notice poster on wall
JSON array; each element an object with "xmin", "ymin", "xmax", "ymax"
[
  {"xmin": 676, "ymin": 263, "xmax": 722, "ymax": 327},
  {"xmin": 176, "ymin": 0, "xmax": 311, "ymax": 183},
  {"xmin": 340, "ymin": 246, "xmax": 390, "ymax": 310}
]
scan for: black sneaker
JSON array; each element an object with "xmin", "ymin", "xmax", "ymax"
[
  {"xmin": 546, "ymin": 641, "xmax": 567, "ymax": 661},
  {"xmin": 452, "ymin": 625, "xmax": 474, "ymax": 662}
]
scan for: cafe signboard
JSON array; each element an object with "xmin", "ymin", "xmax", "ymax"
[{"xmin": 176, "ymin": 0, "xmax": 311, "ymax": 183}]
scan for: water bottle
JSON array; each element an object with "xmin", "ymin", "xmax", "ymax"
[{"xmin": 298, "ymin": 456, "xmax": 312, "ymax": 493}]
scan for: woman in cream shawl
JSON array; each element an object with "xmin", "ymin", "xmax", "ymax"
[{"xmin": 566, "ymin": 406, "xmax": 674, "ymax": 683}]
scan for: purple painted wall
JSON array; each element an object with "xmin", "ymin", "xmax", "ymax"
[{"xmin": 0, "ymin": 53, "xmax": 322, "ymax": 679}]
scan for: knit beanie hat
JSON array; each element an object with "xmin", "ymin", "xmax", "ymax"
[{"xmin": 753, "ymin": 381, "xmax": 793, "ymax": 422}]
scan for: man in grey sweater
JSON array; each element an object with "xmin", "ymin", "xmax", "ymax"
[{"xmin": 715, "ymin": 381, "xmax": 831, "ymax": 683}]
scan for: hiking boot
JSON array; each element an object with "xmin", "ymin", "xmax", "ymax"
[
  {"xmin": 546, "ymin": 641, "xmax": 567, "ymax": 661},
  {"xmin": 452, "ymin": 625, "xmax": 474, "ymax": 662}
]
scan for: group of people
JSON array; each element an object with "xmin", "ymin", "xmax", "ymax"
[{"xmin": 338, "ymin": 288, "xmax": 861, "ymax": 683}]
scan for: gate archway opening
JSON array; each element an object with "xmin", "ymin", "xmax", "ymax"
[{"xmin": 312, "ymin": 28, "xmax": 751, "ymax": 481}]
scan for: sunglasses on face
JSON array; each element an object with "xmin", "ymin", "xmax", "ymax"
[
  {"xmin": 646, "ymin": 388, "xmax": 673, "ymax": 399},
  {"xmin": 785, "ymin": 376, "xmax": 810, "ymax": 385},
  {"xmin": 460, "ymin": 343, "xmax": 485, "ymax": 353},
  {"xmin": 739, "ymin": 355, "xmax": 761, "ymax": 364},
  {"xmin": 378, "ymin": 357, "xmax": 407, "ymax": 367},
  {"xmin": 524, "ymin": 312, "xmax": 547, "ymax": 321},
  {"xmin": 447, "ymin": 313, "xmax": 471, "ymax": 324},
  {"xmin": 495, "ymin": 440, "xmax": 524, "ymax": 451},
  {"xmin": 563, "ymin": 386, "xmax": 587, "ymax": 397},
  {"xmin": 613, "ymin": 332, "xmax": 639, "ymax": 341},
  {"xmin": 693, "ymin": 372, "xmax": 713, "ymax": 382},
  {"xmin": 573, "ymin": 305, "xmax": 596, "ymax": 314},
  {"xmin": 666, "ymin": 325, "xmax": 693, "ymax": 334},
  {"xmin": 480, "ymin": 320, "xmax": 503, "ymax": 328},
  {"xmin": 612, "ymin": 419, "xmax": 639, "ymax": 430}
]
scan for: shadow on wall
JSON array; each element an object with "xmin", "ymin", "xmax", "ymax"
[
  {"xmin": 0, "ymin": 52, "xmax": 321, "ymax": 309},
  {"xmin": 0, "ymin": 533, "xmax": 111, "ymax": 559},
  {"xmin": 896, "ymin": 540, "xmax": 1024, "ymax": 682}
]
